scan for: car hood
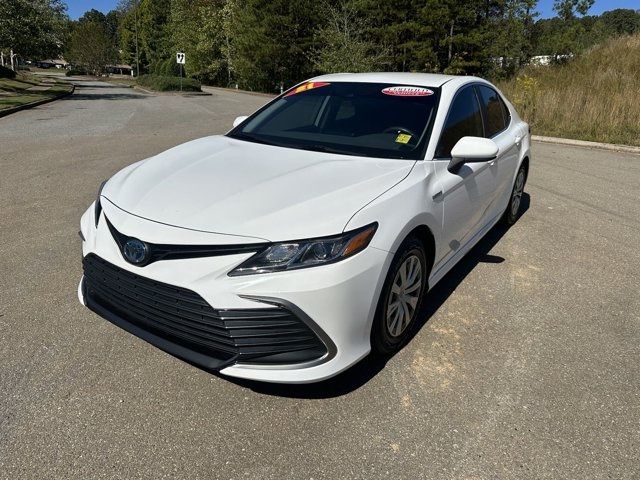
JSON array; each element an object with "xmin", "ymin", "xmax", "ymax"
[{"xmin": 102, "ymin": 136, "xmax": 415, "ymax": 242}]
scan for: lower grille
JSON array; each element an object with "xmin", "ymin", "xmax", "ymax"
[{"xmin": 82, "ymin": 254, "xmax": 327, "ymax": 367}]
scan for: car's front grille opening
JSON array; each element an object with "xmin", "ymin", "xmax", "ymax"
[{"xmin": 82, "ymin": 254, "xmax": 327, "ymax": 366}]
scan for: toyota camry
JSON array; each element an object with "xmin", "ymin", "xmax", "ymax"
[{"xmin": 78, "ymin": 73, "xmax": 530, "ymax": 383}]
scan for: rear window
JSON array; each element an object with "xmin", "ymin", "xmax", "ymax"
[
  {"xmin": 228, "ymin": 82, "xmax": 440, "ymax": 160},
  {"xmin": 477, "ymin": 85, "xmax": 509, "ymax": 137}
]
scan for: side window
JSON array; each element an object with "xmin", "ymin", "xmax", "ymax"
[
  {"xmin": 435, "ymin": 86, "xmax": 484, "ymax": 158},
  {"xmin": 477, "ymin": 85, "xmax": 509, "ymax": 137}
]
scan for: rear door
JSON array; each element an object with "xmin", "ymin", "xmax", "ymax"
[
  {"xmin": 432, "ymin": 85, "xmax": 498, "ymax": 268},
  {"xmin": 476, "ymin": 85, "xmax": 520, "ymax": 217}
]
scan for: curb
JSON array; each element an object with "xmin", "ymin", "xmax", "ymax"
[
  {"xmin": 0, "ymin": 84, "xmax": 75, "ymax": 118},
  {"xmin": 132, "ymin": 85, "xmax": 156, "ymax": 95},
  {"xmin": 532, "ymin": 135, "xmax": 640, "ymax": 155}
]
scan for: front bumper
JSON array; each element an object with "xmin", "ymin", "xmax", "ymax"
[{"xmin": 79, "ymin": 201, "xmax": 392, "ymax": 383}]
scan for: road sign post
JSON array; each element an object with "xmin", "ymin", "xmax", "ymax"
[{"xmin": 176, "ymin": 52, "xmax": 186, "ymax": 92}]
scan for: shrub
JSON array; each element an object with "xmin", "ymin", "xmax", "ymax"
[
  {"xmin": 136, "ymin": 74, "xmax": 201, "ymax": 92},
  {"xmin": 0, "ymin": 65, "xmax": 16, "ymax": 79},
  {"xmin": 66, "ymin": 68, "xmax": 88, "ymax": 76},
  {"xmin": 152, "ymin": 58, "xmax": 180, "ymax": 77},
  {"xmin": 163, "ymin": 58, "xmax": 181, "ymax": 76}
]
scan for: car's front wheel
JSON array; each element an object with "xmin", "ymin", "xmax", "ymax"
[{"xmin": 371, "ymin": 236, "xmax": 428, "ymax": 355}]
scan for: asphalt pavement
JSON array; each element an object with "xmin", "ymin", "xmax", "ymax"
[{"xmin": 0, "ymin": 79, "xmax": 638, "ymax": 479}]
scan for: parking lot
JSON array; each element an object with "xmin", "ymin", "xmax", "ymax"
[{"xmin": 1, "ymin": 79, "xmax": 638, "ymax": 479}]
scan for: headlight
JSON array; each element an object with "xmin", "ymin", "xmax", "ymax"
[
  {"xmin": 229, "ymin": 223, "xmax": 378, "ymax": 276},
  {"xmin": 94, "ymin": 180, "xmax": 107, "ymax": 227}
]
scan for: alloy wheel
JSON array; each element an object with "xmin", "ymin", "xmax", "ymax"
[
  {"xmin": 386, "ymin": 254, "xmax": 422, "ymax": 337},
  {"xmin": 511, "ymin": 169, "xmax": 525, "ymax": 217}
]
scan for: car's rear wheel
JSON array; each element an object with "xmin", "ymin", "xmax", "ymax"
[
  {"xmin": 503, "ymin": 164, "xmax": 527, "ymax": 226},
  {"xmin": 371, "ymin": 236, "xmax": 428, "ymax": 355}
]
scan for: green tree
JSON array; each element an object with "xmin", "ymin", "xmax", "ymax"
[
  {"xmin": 168, "ymin": 0, "xmax": 227, "ymax": 83},
  {"xmin": 439, "ymin": 0, "xmax": 493, "ymax": 74},
  {"xmin": 105, "ymin": 10, "xmax": 124, "ymax": 49},
  {"xmin": 553, "ymin": 0, "xmax": 595, "ymax": 21},
  {"xmin": 348, "ymin": 0, "xmax": 504, "ymax": 75},
  {"xmin": 77, "ymin": 8, "xmax": 121, "ymax": 55},
  {"xmin": 66, "ymin": 21, "xmax": 116, "ymax": 74},
  {"xmin": 600, "ymin": 9, "xmax": 640, "ymax": 36},
  {"xmin": 79, "ymin": 8, "xmax": 107, "ymax": 25},
  {"xmin": 220, "ymin": 0, "xmax": 239, "ymax": 86},
  {"xmin": 532, "ymin": 0, "xmax": 594, "ymax": 58},
  {"xmin": 119, "ymin": 0, "xmax": 170, "ymax": 74},
  {"xmin": 231, "ymin": 0, "xmax": 322, "ymax": 92},
  {"xmin": 138, "ymin": 0, "xmax": 171, "ymax": 68},
  {"xmin": 310, "ymin": 3, "xmax": 389, "ymax": 73},
  {"xmin": 118, "ymin": 1, "xmax": 141, "ymax": 72},
  {"xmin": 0, "ymin": 0, "xmax": 68, "ymax": 68},
  {"xmin": 487, "ymin": 0, "xmax": 539, "ymax": 77},
  {"xmin": 347, "ymin": 0, "xmax": 441, "ymax": 72},
  {"xmin": 54, "ymin": 0, "xmax": 637, "ymax": 93}
]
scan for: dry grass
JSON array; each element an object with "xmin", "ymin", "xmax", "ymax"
[{"xmin": 497, "ymin": 34, "xmax": 640, "ymax": 146}]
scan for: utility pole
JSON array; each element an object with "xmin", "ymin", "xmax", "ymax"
[
  {"xmin": 134, "ymin": 0, "xmax": 140, "ymax": 77},
  {"xmin": 448, "ymin": 20, "xmax": 454, "ymax": 64}
]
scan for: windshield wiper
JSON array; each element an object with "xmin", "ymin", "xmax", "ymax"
[
  {"xmin": 294, "ymin": 144, "xmax": 370, "ymax": 157},
  {"xmin": 231, "ymin": 134, "xmax": 372, "ymax": 157},
  {"xmin": 230, "ymin": 132, "xmax": 281, "ymax": 147}
]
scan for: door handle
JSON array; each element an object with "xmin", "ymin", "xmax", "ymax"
[{"xmin": 515, "ymin": 135, "xmax": 522, "ymax": 146}]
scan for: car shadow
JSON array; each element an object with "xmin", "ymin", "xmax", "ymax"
[{"xmin": 218, "ymin": 193, "xmax": 530, "ymax": 399}]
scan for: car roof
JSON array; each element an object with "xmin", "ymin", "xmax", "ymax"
[{"xmin": 309, "ymin": 72, "xmax": 463, "ymax": 88}]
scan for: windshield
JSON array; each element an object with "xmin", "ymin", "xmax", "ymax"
[{"xmin": 228, "ymin": 82, "xmax": 440, "ymax": 160}]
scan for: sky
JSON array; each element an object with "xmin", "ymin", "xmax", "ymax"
[{"xmin": 64, "ymin": 0, "xmax": 640, "ymax": 20}]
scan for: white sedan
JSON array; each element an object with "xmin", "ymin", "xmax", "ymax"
[{"xmin": 78, "ymin": 73, "xmax": 530, "ymax": 383}]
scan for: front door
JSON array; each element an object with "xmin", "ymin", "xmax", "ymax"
[{"xmin": 432, "ymin": 85, "xmax": 498, "ymax": 268}]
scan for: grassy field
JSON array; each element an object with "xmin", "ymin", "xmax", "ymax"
[
  {"xmin": 0, "ymin": 74, "xmax": 73, "ymax": 110},
  {"xmin": 498, "ymin": 34, "xmax": 640, "ymax": 147}
]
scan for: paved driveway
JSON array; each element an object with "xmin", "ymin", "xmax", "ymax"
[{"xmin": 1, "ymin": 80, "xmax": 638, "ymax": 479}]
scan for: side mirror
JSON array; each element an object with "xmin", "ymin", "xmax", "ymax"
[
  {"xmin": 448, "ymin": 137, "xmax": 499, "ymax": 173},
  {"xmin": 233, "ymin": 115, "xmax": 248, "ymax": 128}
]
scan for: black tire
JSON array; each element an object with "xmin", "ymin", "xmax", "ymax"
[
  {"xmin": 503, "ymin": 164, "xmax": 527, "ymax": 226},
  {"xmin": 371, "ymin": 236, "xmax": 429, "ymax": 355}
]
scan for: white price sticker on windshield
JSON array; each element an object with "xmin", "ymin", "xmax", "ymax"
[{"xmin": 382, "ymin": 86, "xmax": 434, "ymax": 97}]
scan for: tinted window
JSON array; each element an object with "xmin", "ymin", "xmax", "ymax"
[
  {"xmin": 500, "ymin": 95, "xmax": 511, "ymax": 126},
  {"xmin": 478, "ymin": 85, "xmax": 509, "ymax": 137},
  {"xmin": 229, "ymin": 82, "xmax": 440, "ymax": 160},
  {"xmin": 435, "ymin": 86, "xmax": 483, "ymax": 158},
  {"xmin": 259, "ymin": 95, "xmax": 326, "ymax": 132}
]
